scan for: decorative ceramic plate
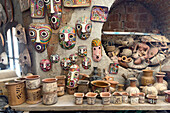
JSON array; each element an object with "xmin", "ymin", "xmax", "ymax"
[{"xmin": 63, "ymin": 0, "xmax": 91, "ymax": 7}]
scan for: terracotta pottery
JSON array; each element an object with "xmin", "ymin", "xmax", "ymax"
[
  {"xmin": 26, "ymin": 88, "xmax": 42, "ymax": 104},
  {"xmin": 146, "ymin": 94, "xmax": 158, "ymax": 104},
  {"xmin": 85, "ymin": 92, "xmax": 98, "ymax": 105},
  {"xmin": 5, "ymin": 81, "xmax": 26, "ymax": 106},
  {"xmin": 74, "ymin": 93, "xmax": 84, "ymax": 105},
  {"xmin": 117, "ymin": 84, "xmax": 124, "ymax": 92},
  {"xmin": 121, "ymin": 92, "xmax": 129, "ymax": 104},
  {"xmin": 138, "ymin": 92, "xmax": 145, "ymax": 104},
  {"xmin": 42, "ymin": 78, "xmax": 57, "ymax": 93},
  {"xmin": 91, "ymin": 80, "xmax": 110, "ymax": 93},
  {"xmin": 126, "ymin": 78, "xmax": 140, "ymax": 95},
  {"xmin": 67, "ymin": 86, "xmax": 77, "ymax": 95},
  {"xmin": 100, "ymin": 92, "xmax": 111, "ymax": 105},
  {"xmin": 141, "ymin": 70, "xmax": 155, "ymax": 86},
  {"xmin": 77, "ymin": 80, "xmax": 89, "ymax": 93},
  {"xmin": 57, "ymin": 84, "xmax": 65, "ymax": 97},
  {"xmin": 108, "ymin": 81, "xmax": 119, "ymax": 93},
  {"xmin": 25, "ymin": 75, "xmax": 40, "ymax": 89},
  {"xmin": 164, "ymin": 90, "xmax": 170, "ymax": 103},
  {"xmin": 154, "ymin": 74, "xmax": 167, "ymax": 95},
  {"xmin": 156, "ymin": 72, "xmax": 168, "ymax": 86},
  {"xmin": 112, "ymin": 92, "xmax": 122, "ymax": 104},
  {"xmin": 56, "ymin": 75, "xmax": 66, "ymax": 86},
  {"xmin": 130, "ymin": 93, "xmax": 139, "ymax": 105},
  {"xmin": 141, "ymin": 84, "xmax": 158, "ymax": 96},
  {"xmin": 161, "ymin": 65, "xmax": 170, "ymax": 90},
  {"xmin": 43, "ymin": 91, "xmax": 58, "ymax": 105}
]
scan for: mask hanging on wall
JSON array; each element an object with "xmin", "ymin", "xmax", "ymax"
[
  {"xmin": 15, "ymin": 24, "xmax": 27, "ymax": 44},
  {"xmin": 69, "ymin": 53, "xmax": 78, "ymax": 64},
  {"xmin": 50, "ymin": 53, "xmax": 60, "ymax": 63},
  {"xmin": 67, "ymin": 64, "xmax": 80, "ymax": 87},
  {"xmin": 76, "ymin": 16, "xmax": 92, "ymax": 40},
  {"xmin": 19, "ymin": 48, "xmax": 31, "ymax": 67},
  {"xmin": 0, "ymin": 52, "xmax": 8, "ymax": 65},
  {"xmin": 78, "ymin": 45, "xmax": 87, "ymax": 57},
  {"xmin": 63, "ymin": 0, "xmax": 91, "ymax": 7},
  {"xmin": 44, "ymin": 0, "xmax": 62, "ymax": 29},
  {"xmin": 29, "ymin": 23, "xmax": 52, "ymax": 53},
  {"xmin": 40, "ymin": 59, "xmax": 51, "ymax": 72},
  {"xmin": 92, "ymin": 38, "xmax": 102, "ymax": 62},
  {"xmin": 59, "ymin": 26, "xmax": 76, "ymax": 49},
  {"xmin": 82, "ymin": 56, "xmax": 91, "ymax": 69},
  {"xmin": 0, "ymin": 3, "xmax": 7, "ymax": 26},
  {"xmin": 30, "ymin": 0, "xmax": 44, "ymax": 18},
  {"xmin": 60, "ymin": 58, "xmax": 71, "ymax": 70}
]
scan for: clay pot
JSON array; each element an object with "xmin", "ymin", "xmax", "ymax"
[
  {"xmin": 108, "ymin": 81, "xmax": 119, "ymax": 93},
  {"xmin": 26, "ymin": 88, "xmax": 42, "ymax": 104},
  {"xmin": 67, "ymin": 86, "xmax": 77, "ymax": 95},
  {"xmin": 157, "ymin": 72, "xmax": 168, "ymax": 86},
  {"xmin": 138, "ymin": 92, "xmax": 145, "ymax": 104},
  {"xmin": 141, "ymin": 70, "xmax": 155, "ymax": 86},
  {"xmin": 91, "ymin": 80, "xmax": 110, "ymax": 93},
  {"xmin": 164, "ymin": 90, "xmax": 170, "ymax": 103},
  {"xmin": 25, "ymin": 75, "xmax": 40, "ymax": 89},
  {"xmin": 42, "ymin": 78, "xmax": 57, "ymax": 93},
  {"xmin": 100, "ymin": 92, "xmax": 111, "ymax": 105},
  {"xmin": 5, "ymin": 81, "xmax": 26, "ymax": 106},
  {"xmin": 126, "ymin": 78, "xmax": 140, "ymax": 95},
  {"xmin": 141, "ymin": 84, "xmax": 158, "ymax": 96},
  {"xmin": 112, "ymin": 92, "xmax": 122, "ymax": 104},
  {"xmin": 77, "ymin": 80, "xmax": 89, "ymax": 93},
  {"xmin": 130, "ymin": 93, "xmax": 139, "ymax": 105},
  {"xmin": 146, "ymin": 94, "xmax": 158, "ymax": 104},
  {"xmin": 117, "ymin": 84, "xmax": 124, "ymax": 92},
  {"xmin": 121, "ymin": 92, "xmax": 129, "ymax": 104},
  {"xmin": 42, "ymin": 91, "xmax": 58, "ymax": 105},
  {"xmin": 74, "ymin": 93, "xmax": 84, "ymax": 105},
  {"xmin": 57, "ymin": 84, "xmax": 65, "ymax": 96},
  {"xmin": 154, "ymin": 74, "xmax": 167, "ymax": 95},
  {"xmin": 55, "ymin": 75, "xmax": 66, "ymax": 86},
  {"xmin": 85, "ymin": 92, "xmax": 98, "ymax": 105}
]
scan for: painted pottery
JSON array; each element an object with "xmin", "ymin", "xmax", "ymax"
[
  {"xmin": 40, "ymin": 59, "xmax": 51, "ymax": 72},
  {"xmin": 138, "ymin": 92, "xmax": 145, "ymax": 104},
  {"xmin": 5, "ymin": 81, "xmax": 26, "ymax": 106},
  {"xmin": 60, "ymin": 58, "xmax": 71, "ymax": 70},
  {"xmin": 109, "ymin": 63, "xmax": 119, "ymax": 74},
  {"xmin": 112, "ymin": 92, "xmax": 122, "ymax": 104},
  {"xmin": 121, "ymin": 92, "xmax": 129, "ymax": 104},
  {"xmin": 56, "ymin": 75, "xmax": 66, "ymax": 86},
  {"xmin": 69, "ymin": 53, "xmax": 78, "ymax": 64},
  {"xmin": 26, "ymin": 88, "xmax": 42, "ymax": 104},
  {"xmin": 126, "ymin": 78, "xmax": 140, "ymax": 95},
  {"xmin": 42, "ymin": 91, "xmax": 58, "ymax": 105},
  {"xmin": 82, "ymin": 56, "xmax": 91, "ymax": 69},
  {"xmin": 76, "ymin": 16, "xmax": 92, "ymax": 40},
  {"xmin": 74, "ymin": 93, "xmax": 84, "ymax": 105},
  {"xmin": 130, "ymin": 93, "xmax": 139, "ymax": 105},
  {"xmin": 57, "ymin": 85, "xmax": 65, "ymax": 96},
  {"xmin": 141, "ymin": 84, "xmax": 158, "ymax": 96},
  {"xmin": 29, "ymin": 23, "xmax": 52, "ymax": 53},
  {"xmin": 25, "ymin": 75, "xmax": 40, "ymax": 89},
  {"xmin": 91, "ymin": 80, "xmax": 110, "ymax": 93},
  {"xmin": 30, "ymin": 0, "xmax": 44, "ymax": 18},
  {"xmin": 146, "ymin": 94, "xmax": 158, "ymax": 104},
  {"xmin": 63, "ymin": 0, "xmax": 91, "ymax": 7},
  {"xmin": 50, "ymin": 54, "xmax": 60, "ymax": 63},
  {"xmin": 78, "ymin": 45, "xmax": 87, "ymax": 57},
  {"xmin": 117, "ymin": 84, "xmax": 124, "ymax": 92},
  {"xmin": 77, "ymin": 80, "xmax": 89, "ymax": 93},
  {"xmin": 164, "ymin": 90, "xmax": 170, "ymax": 103},
  {"xmin": 92, "ymin": 38, "xmax": 102, "ymax": 62},
  {"xmin": 100, "ymin": 92, "xmax": 111, "ymax": 105},
  {"xmin": 85, "ymin": 92, "xmax": 98, "ymax": 105},
  {"xmin": 42, "ymin": 78, "xmax": 57, "ymax": 93},
  {"xmin": 67, "ymin": 86, "xmax": 77, "ymax": 95},
  {"xmin": 141, "ymin": 70, "xmax": 155, "ymax": 86}
]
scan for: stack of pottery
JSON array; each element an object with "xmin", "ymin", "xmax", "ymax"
[
  {"xmin": 56, "ymin": 75, "xmax": 66, "ymax": 96},
  {"xmin": 42, "ymin": 78, "xmax": 58, "ymax": 105},
  {"xmin": 25, "ymin": 75, "xmax": 41, "ymax": 104}
]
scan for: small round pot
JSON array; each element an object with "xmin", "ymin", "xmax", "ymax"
[
  {"xmin": 91, "ymin": 80, "xmax": 110, "ymax": 93},
  {"xmin": 25, "ymin": 75, "xmax": 40, "ymax": 89},
  {"xmin": 42, "ymin": 78, "xmax": 57, "ymax": 93}
]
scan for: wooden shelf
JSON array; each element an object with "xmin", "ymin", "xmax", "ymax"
[{"xmin": 6, "ymin": 95, "xmax": 170, "ymax": 111}]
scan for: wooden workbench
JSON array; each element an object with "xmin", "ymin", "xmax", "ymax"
[{"xmin": 5, "ymin": 95, "xmax": 170, "ymax": 111}]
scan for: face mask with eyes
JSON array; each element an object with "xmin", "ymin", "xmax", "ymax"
[
  {"xmin": 44, "ymin": 0, "xmax": 62, "ymax": 29},
  {"xmin": 78, "ymin": 46, "xmax": 87, "ymax": 57},
  {"xmin": 67, "ymin": 64, "xmax": 80, "ymax": 87},
  {"xmin": 59, "ymin": 26, "xmax": 76, "ymax": 50},
  {"xmin": 29, "ymin": 23, "xmax": 52, "ymax": 53},
  {"xmin": 92, "ymin": 38, "xmax": 102, "ymax": 62},
  {"xmin": 40, "ymin": 59, "xmax": 51, "ymax": 72},
  {"xmin": 50, "ymin": 54, "xmax": 60, "ymax": 63},
  {"xmin": 30, "ymin": 0, "xmax": 44, "ymax": 18},
  {"xmin": 76, "ymin": 16, "xmax": 92, "ymax": 40},
  {"xmin": 69, "ymin": 53, "xmax": 78, "ymax": 64},
  {"xmin": 82, "ymin": 56, "xmax": 91, "ymax": 69},
  {"xmin": 60, "ymin": 58, "xmax": 71, "ymax": 70}
]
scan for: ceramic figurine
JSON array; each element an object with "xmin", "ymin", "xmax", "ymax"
[
  {"xmin": 30, "ymin": 0, "xmax": 44, "ymax": 18},
  {"xmin": 44, "ymin": 0, "xmax": 62, "ymax": 29},
  {"xmin": 74, "ymin": 93, "xmax": 84, "ymax": 105},
  {"xmin": 15, "ymin": 24, "xmax": 27, "ymax": 44},
  {"xmin": 109, "ymin": 63, "xmax": 119, "ymax": 74},
  {"xmin": 19, "ymin": 48, "xmax": 31, "ymax": 67},
  {"xmin": 29, "ymin": 23, "xmax": 52, "ymax": 53},
  {"xmin": 25, "ymin": 75, "xmax": 41, "ymax": 89},
  {"xmin": 67, "ymin": 64, "xmax": 80, "ymax": 87},
  {"xmin": 76, "ymin": 16, "xmax": 92, "ymax": 40},
  {"xmin": 19, "ymin": 0, "xmax": 30, "ymax": 12},
  {"xmin": 59, "ymin": 26, "xmax": 76, "ymax": 49},
  {"xmin": 69, "ymin": 53, "xmax": 78, "ymax": 64},
  {"xmin": 50, "ymin": 54, "xmax": 60, "ymax": 63},
  {"xmin": 60, "ymin": 58, "xmax": 71, "ymax": 70},
  {"xmin": 0, "ymin": 3, "xmax": 7, "ymax": 26},
  {"xmin": 126, "ymin": 78, "xmax": 140, "ymax": 95},
  {"xmin": 78, "ymin": 46, "xmax": 87, "ymax": 57},
  {"xmin": 40, "ymin": 59, "xmax": 51, "ymax": 72},
  {"xmin": 63, "ymin": 0, "xmax": 91, "ymax": 7},
  {"xmin": 82, "ymin": 56, "xmax": 91, "ymax": 69},
  {"xmin": 92, "ymin": 38, "xmax": 102, "ymax": 62}
]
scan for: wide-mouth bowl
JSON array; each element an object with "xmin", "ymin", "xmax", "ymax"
[
  {"xmin": 91, "ymin": 80, "xmax": 110, "ymax": 88},
  {"xmin": 86, "ymin": 92, "xmax": 98, "ymax": 97},
  {"xmin": 42, "ymin": 78, "xmax": 57, "ymax": 83},
  {"xmin": 74, "ymin": 93, "xmax": 84, "ymax": 97},
  {"xmin": 26, "ymin": 75, "xmax": 40, "ymax": 80},
  {"xmin": 100, "ymin": 92, "xmax": 111, "ymax": 97}
]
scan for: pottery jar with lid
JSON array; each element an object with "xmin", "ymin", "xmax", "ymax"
[
  {"xmin": 42, "ymin": 78, "xmax": 57, "ymax": 93},
  {"xmin": 141, "ymin": 70, "xmax": 155, "ymax": 86},
  {"xmin": 141, "ymin": 84, "xmax": 158, "ymax": 96},
  {"xmin": 25, "ymin": 75, "xmax": 40, "ymax": 89},
  {"xmin": 126, "ymin": 78, "xmax": 140, "ymax": 96}
]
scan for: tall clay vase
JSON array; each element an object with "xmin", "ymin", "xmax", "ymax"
[
  {"xmin": 126, "ymin": 78, "xmax": 140, "ymax": 95},
  {"xmin": 141, "ymin": 70, "xmax": 155, "ymax": 86},
  {"xmin": 154, "ymin": 74, "xmax": 167, "ymax": 95}
]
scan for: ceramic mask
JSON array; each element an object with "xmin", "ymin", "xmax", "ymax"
[
  {"xmin": 50, "ymin": 54, "xmax": 60, "ymax": 63},
  {"xmin": 76, "ymin": 16, "xmax": 92, "ymax": 40},
  {"xmin": 92, "ymin": 38, "xmax": 102, "ymax": 62},
  {"xmin": 44, "ymin": 0, "xmax": 62, "ymax": 29},
  {"xmin": 67, "ymin": 64, "xmax": 80, "ymax": 87},
  {"xmin": 15, "ymin": 24, "xmax": 27, "ymax": 44},
  {"xmin": 40, "ymin": 59, "xmax": 51, "ymax": 72},
  {"xmin": 69, "ymin": 53, "xmax": 78, "ymax": 64},
  {"xmin": 0, "ymin": 52, "xmax": 8, "ymax": 65},
  {"xmin": 109, "ymin": 63, "xmax": 119, "ymax": 74},
  {"xmin": 19, "ymin": 49, "xmax": 31, "ymax": 67},
  {"xmin": 82, "ymin": 56, "xmax": 91, "ymax": 69},
  {"xmin": 60, "ymin": 58, "xmax": 71, "ymax": 70},
  {"xmin": 78, "ymin": 46, "xmax": 87, "ymax": 57},
  {"xmin": 59, "ymin": 26, "xmax": 76, "ymax": 49},
  {"xmin": 30, "ymin": 0, "xmax": 44, "ymax": 18},
  {"xmin": 29, "ymin": 23, "xmax": 52, "ymax": 53}
]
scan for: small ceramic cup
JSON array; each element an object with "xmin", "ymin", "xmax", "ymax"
[
  {"xmin": 85, "ymin": 92, "xmax": 98, "ymax": 105},
  {"xmin": 100, "ymin": 92, "xmax": 111, "ymax": 105},
  {"xmin": 74, "ymin": 93, "xmax": 84, "ymax": 105}
]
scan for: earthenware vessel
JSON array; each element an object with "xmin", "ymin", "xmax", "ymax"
[
  {"xmin": 74, "ymin": 93, "xmax": 84, "ymax": 105},
  {"xmin": 126, "ymin": 78, "xmax": 140, "ymax": 95},
  {"xmin": 42, "ymin": 91, "xmax": 58, "ymax": 105},
  {"xmin": 67, "ymin": 86, "xmax": 77, "ymax": 95},
  {"xmin": 77, "ymin": 80, "xmax": 89, "ymax": 93},
  {"xmin": 108, "ymin": 81, "xmax": 119, "ymax": 93},
  {"xmin": 146, "ymin": 94, "xmax": 158, "ymax": 104},
  {"xmin": 138, "ymin": 92, "xmax": 145, "ymax": 104},
  {"xmin": 121, "ymin": 92, "xmax": 129, "ymax": 104},
  {"xmin": 141, "ymin": 84, "xmax": 158, "ymax": 96},
  {"xmin": 91, "ymin": 80, "xmax": 110, "ymax": 93},
  {"xmin": 156, "ymin": 72, "xmax": 168, "ymax": 86},
  {"xmin": 57, "ymin": 84, "xmax": 65, "ymax": 97},
  {"xmin": 26, "ymin": 88, "xmax": 42, "ymax": 104},
  {"xmin": 25, "ymin": 75, "xmax": 40, "ymax": 89},
  {"xmin": 100, "ymin": 92, "xmax": 111, "ymax": 105},
  {"xmin": 164, "ymin": 90, "xmax": 170, "ymax": 103},
  {"xmin": 141, "ymin": 70, "xmax": 155, "ymax": 86},
  {"xmin": 117, "ymin": 84, "xmax": 124, "ymax": 92},
  {"xmin": 85, "ymin": 92, "xmax": 98, "ymax": 105},
  {"xmin": 42, "ymin": 78, "xmax": 57, "ymax": 93},
  {"xmin": 56, "ymin": 75, "xmax": 66, "ymax": 86},
  {"xmin": 112, "ymin": 92, "xmax": 122, "ymax": 104},
  {"xmin": 130, "ymin": 93, "xmax": 139, "ymax": 105}
]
